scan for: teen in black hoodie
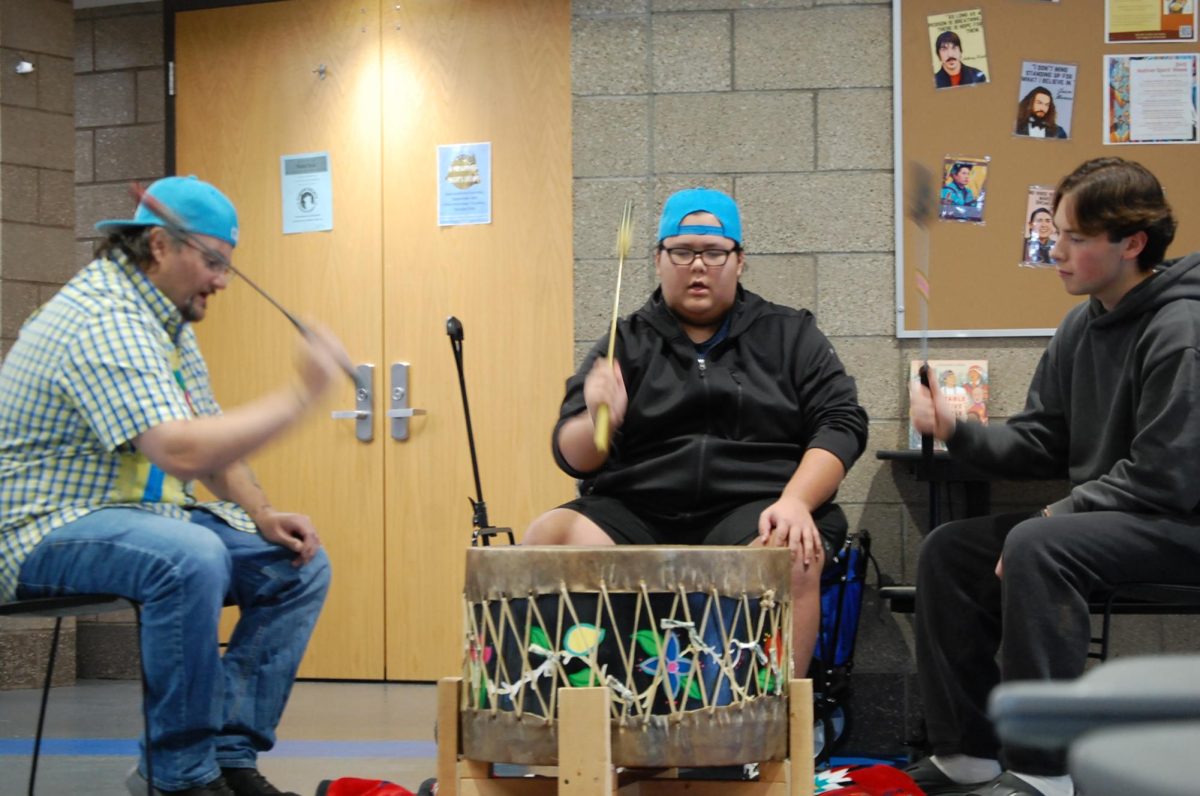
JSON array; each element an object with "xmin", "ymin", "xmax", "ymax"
[
  {"xmin": 907, "ymin": 158, "xmax": 1200, "ymax": 796},
  {"xmin": 526, "ymin": 188, "xmax": 868, "ymax": 672}
]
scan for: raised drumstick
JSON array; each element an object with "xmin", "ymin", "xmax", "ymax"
[{"xmin": 593, "ymin": 199, "xmax": 634, "ymax": 454}]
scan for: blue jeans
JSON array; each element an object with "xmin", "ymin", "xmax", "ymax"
[{"xmin": 16, "ymin": 507, "xmax": 331, "ymax": 791}]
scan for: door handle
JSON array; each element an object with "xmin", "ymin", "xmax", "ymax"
[
  {"xmin": 388, "ymin": 362, "xmax": 426, "ymax": 441},
  {"xmin": 330, "ymin": 363, "xmax": 375, "ymax": 442}
]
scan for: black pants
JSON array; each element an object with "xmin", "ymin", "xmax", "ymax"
[{"xmin": 914, "ymin": 510, "xmax": 1200, "ymax": 774}]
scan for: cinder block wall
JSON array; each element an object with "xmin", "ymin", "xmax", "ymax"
[
  {"xmin": 69, "ymin": 0, "xmax": 168, "ymax": 680},
  {"xmin": 0, "ymin": 0, "xmax": 78, "ymax": 688},
  {"xmin": 0, "ymin": 0, "xmax": 167, "ymax": 689}
]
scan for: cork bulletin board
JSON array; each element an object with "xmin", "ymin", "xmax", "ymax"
[{"xmin": 893, "ymin": 0, "xmax": 1200, "ymax": 337}]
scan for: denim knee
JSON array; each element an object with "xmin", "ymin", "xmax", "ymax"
[
  {"xmin": 156, "ymin": 530, "xmax": 232, "ymax": 603},
  {"xmin": 302, "ymin": 547, "xmax": 332, "ymax": 599}
]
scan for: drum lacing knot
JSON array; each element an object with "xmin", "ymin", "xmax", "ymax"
[
  {"xmin": 761, "ymin": 589, "xmax": 777, "ymax": 608},
  {"xmin": 491, "ymin": 648, "xmax": 557, "ymax": 699},
  {"xmin": 660, "ymin": 618, "xmax": 719, "ymax": 660},
  {"xmin": 606, "ymin": 675, "xmax": 638, "ymax": 705}
]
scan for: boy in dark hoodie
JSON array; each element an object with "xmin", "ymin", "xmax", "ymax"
[
  {"xmin": 907, "ymin": 158, "xmax": 1200, "ymax": 796},
  {"xmin": 524, "ymin": 187, "xmax": 868, "ymax": 671}
]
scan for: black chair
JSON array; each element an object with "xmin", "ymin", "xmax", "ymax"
[
  {"xmin": 1089, "ymin": 582, "xmax": 1200, "ymax": 661},
  {"xmin": 880, "ymin": 581, "xmax": 1200, "ymax": 662},
  {"xmin": 0, "ymin": 594, "xmax": 151, "ymax": 796}
]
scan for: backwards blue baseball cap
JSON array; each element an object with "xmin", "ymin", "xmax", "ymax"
[
  {"xmin": 95, "ymin": 175, "xmax": 239, "ymax": 247},
  {"xmin": 657, "ymin": 187, "xmax": 742, "ymax": 246}
]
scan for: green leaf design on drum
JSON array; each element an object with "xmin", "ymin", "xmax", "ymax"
[
  {"xmin": 566, "ymin": 668, "xmax": 600, "ymax": 688},
  {"xmin": 529, "ymin": 625, "xmax": 552, "ymax": 656}
]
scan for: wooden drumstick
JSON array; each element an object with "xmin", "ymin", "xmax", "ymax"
[{"xmin": 594, "ymin": 199, "xmax": 634, "ymax": 454}]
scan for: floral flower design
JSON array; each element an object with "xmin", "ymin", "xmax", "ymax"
[
  {"xmin": 636, "ymin": 630, "xmax": 695, "ymax": 699},
  {"xmin": 562, "ymin": 623, "xmax": 606, "ymax": 656}
]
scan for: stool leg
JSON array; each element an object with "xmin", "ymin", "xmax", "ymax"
[
  {"xmin": 132, "ymin": 604, "xmax": 154, "ymax": 794},
  {"xmin": 29, "ymin": 616, "xmax": 63, "ymax": 796},
  {"xmin": 437, "ymin": 678, "xmax": 461, "ymax": 796},
  {"xmin": 789, "ymin": 679, "xmax": 814, "ymax": 796},
  {"xmin": 559, "ymin": 687, "xmax": 612, "ymax": 796}
]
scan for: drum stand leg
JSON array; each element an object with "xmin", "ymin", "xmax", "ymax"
[
  {"xmin": 438, "ymin": 677, "xmax": 557, "ymax": 796},
  {"xmin": 558, "ymin": 687, "xmax": 616, "ymax": 795},
  {"xmin": 437, "ymin": 678, "xmax": 465, "ymax": 796}
]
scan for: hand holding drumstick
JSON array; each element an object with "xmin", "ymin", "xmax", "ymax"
[{"xmin": 593, "ymin": 200, "xmax": 634, "ymax": 453}]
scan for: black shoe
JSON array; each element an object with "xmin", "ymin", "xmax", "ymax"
[
  {"xmin": 903, "ymin": 757, "xmax": 989, "ymax": 796},
  {"xmin": 126, "ymin": 767, "xmax": 235, "ymax": 796},
  {"xmin": 962, "ymin": 772, "xmax": 1050, "ymax": 796},
  {"xmin": 220, "ymin": 768, "xmax": 300, "ymax": 796}
]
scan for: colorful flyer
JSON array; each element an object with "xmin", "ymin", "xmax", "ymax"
[
  {"xmin": 928, "ymin": 9, "xmax": 990, "ymax": 90},
  {"xmin": 1014, "ymin": 62, "xmax": 1077, "ymax": 141},
  {"xmin": 1021, "ymin": 186, "xmax": 1058, "ymax": 268},
  {"xmin": 437, "ymin": 142, "xmax": 492, "ymax": 226},
  {"xmin": 938, "ymin": 156, "xmax": 990, "ymax": 224},
  {"xmin": 1105, "ymin": 54, "xmax": 1199, "ymax": 144},
  {"xmin": 1106, "ymin": 0, "xmax": 1196, "ymax": 42}
]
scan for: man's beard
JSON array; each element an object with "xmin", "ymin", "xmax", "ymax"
[{"xmin": 181, "ymin": 296, "xmax": 205, "ymax": 323}]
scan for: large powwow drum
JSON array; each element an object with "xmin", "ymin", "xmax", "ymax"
[{"xmin": 461, "ymin": 546, "xmax": 793, "ymax": 767}]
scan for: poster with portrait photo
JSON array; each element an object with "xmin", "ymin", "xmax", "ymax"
[
  {"xmin": 939, "ymin": 156, "xmax": 989, "ymax": 223},
  {"xmin": 1021, "ymin": 186, "xmax": 1058, "ymax": 268},
  {"xmin": 928, "ymin": 9, "xmax": 990, "ymax": 90},
  {"xmin": 1014, "ymin": 62, "xmax": 1077, "ymax": 140}
]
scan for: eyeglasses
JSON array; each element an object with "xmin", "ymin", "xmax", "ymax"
[
  {"xmin": 183, "ymin": 238, "xmax": 235, "ymax": 280},
  {"xmin": 663, "ymin": 247, "xmax": 738, "ymax": 268}
]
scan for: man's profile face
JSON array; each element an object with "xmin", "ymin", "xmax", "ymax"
[
  {"xmin": 939, "ymin": 42, "xmax": 962, "ymax": 75},
  {"xmin": 953, "ymin": 167, "xmax": 971, "ymax": 186},
  {"xmin": 1032, "ymin": 92, "xmax": 1052, "ymax": 118}
]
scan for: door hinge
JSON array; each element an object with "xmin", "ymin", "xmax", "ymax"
[{"xmin": 168, "ymin": 61, "xmax": 175, "ymax": 96}]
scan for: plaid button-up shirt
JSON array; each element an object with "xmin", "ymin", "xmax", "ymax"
[{"xmin": 0, "ymin": 251, "xmax": 256, "ymax": 601}]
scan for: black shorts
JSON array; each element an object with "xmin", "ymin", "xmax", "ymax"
[{"xmin": 557, "ymin": 494, "xmax": 847, "ymax": 566}]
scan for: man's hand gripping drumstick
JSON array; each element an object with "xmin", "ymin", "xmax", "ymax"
[{"xmin": 593, "ymin": 200, "xmax": 634, "ymax": 454}]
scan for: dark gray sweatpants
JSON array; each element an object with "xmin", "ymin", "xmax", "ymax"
[{"xmin": 914, "ymin": 510, "xmax": 1200, "ymax": 774}]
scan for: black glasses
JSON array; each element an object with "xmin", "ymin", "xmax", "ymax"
[
  {"xmin": 183, "ymin": 238, "xmax": 235, "ymax": 279},
  {"xmin": 663, "ymin": 247, "xmax": 737, "ymax": 268}
]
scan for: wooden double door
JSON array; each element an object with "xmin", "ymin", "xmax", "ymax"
[{"xmin": 174, "ymin": 0, "xmax": 574, "ymax": 680}]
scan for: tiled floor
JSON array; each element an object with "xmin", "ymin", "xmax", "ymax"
[{"xmin": 0, "ymin": 679, "xmax": 439, "ymax": 795}]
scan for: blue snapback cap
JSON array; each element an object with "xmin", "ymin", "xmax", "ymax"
[
  {"xmin": 657, "ymin": 187, "xmax": 742, "ymax": 246},
  {"xmin": 95, "ymin": 175, "xmax": 239, "ymax": 247}
]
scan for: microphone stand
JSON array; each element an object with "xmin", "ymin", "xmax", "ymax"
[{"xmin": 446, "ymin": 316, "xmax": 514, "ymax": 546}]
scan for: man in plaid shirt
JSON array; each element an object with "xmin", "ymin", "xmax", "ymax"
[{"xmin": 0, "ymin": 177, "xmax": 347, "ymax": 796}]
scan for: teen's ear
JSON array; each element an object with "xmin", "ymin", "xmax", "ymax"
[{"xmin": 1123, "ymin": 229, "xmax": 1148, "ymax": 262}]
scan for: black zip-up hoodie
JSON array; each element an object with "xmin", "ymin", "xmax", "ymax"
[
  {"xmin": 552, "ymin": 286, "xmax": 868, "ymax": 518},
  {"xmin": 949, "ymin": 253, "xmax": 1200, "ymax": 515}
]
